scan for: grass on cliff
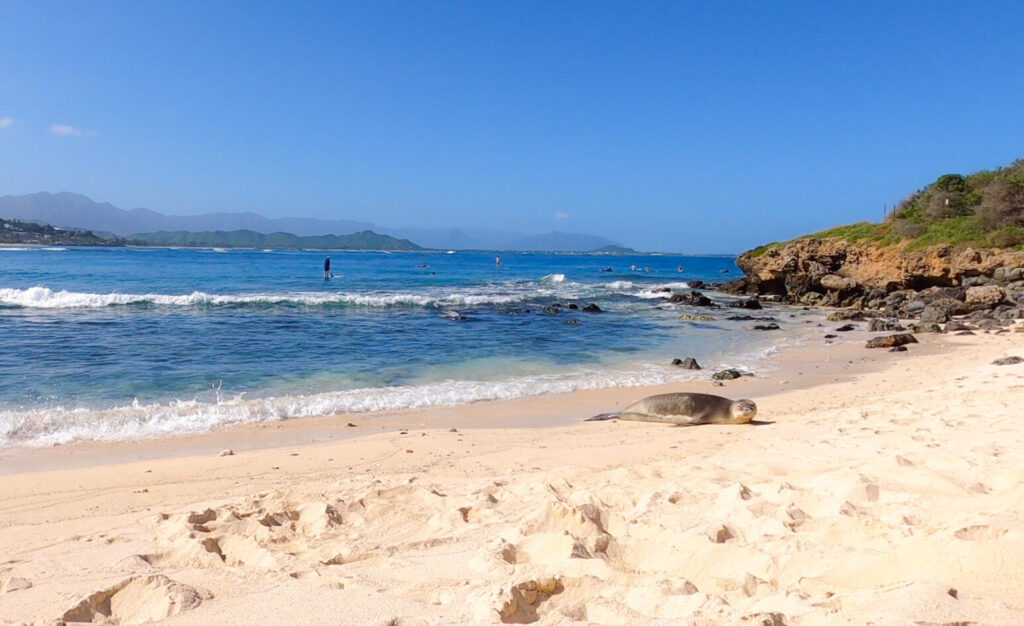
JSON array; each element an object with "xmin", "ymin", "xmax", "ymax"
[{"xmin": 749, "ymin": 159, "xmax": 1024, "ymax": 257}]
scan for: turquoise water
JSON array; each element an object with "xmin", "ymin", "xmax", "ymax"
[{"xmin": 0, "ymin": 247, "xmax": 817, "ymax": 446}]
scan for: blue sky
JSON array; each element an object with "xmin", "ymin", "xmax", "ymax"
[{"xmin": 1, "ymin": 1, "xmax": 1022, "ymax": 253}]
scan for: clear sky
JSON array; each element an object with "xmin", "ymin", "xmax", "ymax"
[{"xmin": 1, "ymin": 1, "xmax": 1022, "ymax": 253}]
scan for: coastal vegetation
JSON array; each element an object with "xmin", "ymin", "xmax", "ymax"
[
  {"xmin": 750, "ymin": 159, "xmax": 1024, "ymax": 257},
  {"xmin": 0, "ymin": 217, "xmax": 130, "ymax": 246}
]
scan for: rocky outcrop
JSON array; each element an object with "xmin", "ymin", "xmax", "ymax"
[
  {"xmin": 724, "ymin": 239, "xmax": 1024, "ymax": 303},
  {"xmin": 722, "ymin": 239, "xmax": 1024, "ymax": 315}
]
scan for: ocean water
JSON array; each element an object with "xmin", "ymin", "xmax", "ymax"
[{"xmin": 0, "ymin": 247, "xmax": 824, "ymax": 447}]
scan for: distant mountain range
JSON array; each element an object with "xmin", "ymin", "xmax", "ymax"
[
  {"xmin": 0, "ymin": 192, "xmax": 623, "ymax": 252},
  {"xmin": 135, "ymin": 229, "xmax": 421, "ymax": 250}
]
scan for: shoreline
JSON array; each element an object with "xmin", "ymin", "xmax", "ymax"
[
  {"xmin": 0, "ymin": 324, "xmax": 926, "ymax": 475},
  {"xmin": 1, "ymin": 330, "xmax": 1023, "ymax": 623}
]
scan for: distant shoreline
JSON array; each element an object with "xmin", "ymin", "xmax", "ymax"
[{"xmin": 0, "ymin": 242, "xmax": 722, "ymax": 255}]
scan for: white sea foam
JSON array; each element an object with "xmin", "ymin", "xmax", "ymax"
[
  {"xmin": 0, "ymin": 364, "xmax": 705, "ymax": 447},
  {"xmin": 604, "ymin": 280, "xmax": 633, "ymax": 289},
  {"xmin": 0, "ymin": 278, "xmax": 690, "ymax": 310}
]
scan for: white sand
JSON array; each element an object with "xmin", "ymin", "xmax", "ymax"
[{"xmin": 2, "ymin": 330, "xmax": 1024, "ymax": 625}]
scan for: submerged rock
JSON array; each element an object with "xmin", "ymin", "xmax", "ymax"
[
  {"xmin": 679, "ymin": 313, "xmax": 715, "ymax": 321},
  {"xmin": 668, "ymin": 291, "xmax": 713, "ymax": 307},
  {"xmin": 730, "ymin": 297, "xmax": 763, "ymax": 310},
  {"xmin": 582, "ymin": 303, "xmax": 603, "ymax": 313}
]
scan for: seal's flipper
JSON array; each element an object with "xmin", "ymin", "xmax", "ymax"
[{"xmin": 584, "ymin": 412, "xmax": 621, "ymax": 422}]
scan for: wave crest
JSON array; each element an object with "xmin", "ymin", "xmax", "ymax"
[{"xmin": 0, "ymin": 365, "xmax": 701, "ymax": 447}]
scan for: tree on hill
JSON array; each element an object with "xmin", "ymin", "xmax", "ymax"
[{"xmin": 888, "ymin": 159, "xmax": 1024, "ymax": 248}]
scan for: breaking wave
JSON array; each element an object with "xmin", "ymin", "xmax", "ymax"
[
  {"xmin": 0, "ymin": 279, "xmax": 702, "ymax": 311},
  {"xmin": 0, "ymin": 364, "xmax": 703, "ymax": 447}
]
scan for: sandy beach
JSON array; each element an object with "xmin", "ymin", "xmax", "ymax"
[{"xmin": 2, "ymin": 329, "xmax": 1024, "ymax": 625}]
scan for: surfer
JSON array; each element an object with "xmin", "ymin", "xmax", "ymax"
[
  {"xmin": 324, "ymin": 256, "xmax": 331, "ymax": 279},
  {"xmin": 496, "ymin": 256, "xmax": 501, "ymax": 269}
]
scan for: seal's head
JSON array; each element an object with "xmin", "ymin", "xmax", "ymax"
[{"xmin": 729, "ymin": 399, "xmax": 758, "ymax": 423}]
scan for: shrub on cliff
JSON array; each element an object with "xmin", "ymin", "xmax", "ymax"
[
  {"xmin": 893, "ymin": 160, "xmax": 1024, "ymax": 234},
  {"xmin": 750, "ymin": 158, "xmax": 1024, "ymax": 256}
]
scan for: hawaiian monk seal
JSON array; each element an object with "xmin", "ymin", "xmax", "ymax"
[{"xmin": 585, "ymin": 392, "xmax": 757, "ymax": 426}]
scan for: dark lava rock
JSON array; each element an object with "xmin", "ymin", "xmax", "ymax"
[
  {"xmin": 824, "ymin": 334, "xmax": 838, "ymax": 339},
  {"xmin": 668, "ymin": 291, "xmax": 713, "ymax": 307},
  {"xmin": 993, "ymin": 356, "xmax": 1024, "ymax": 366},
  {"xmin": 903, "ymin": 298, "xmax": 927, "ymax": 315},
  {"xmin": 652, "ymin": 287, "xmax": 672, "ymax": 293},
  {"xmin": 920, "ymin": 305, "xmax": 951, "ymax": 324},
  {"xmin": 544, "ymin": 304, "xmax": 562, "ymax": 314},
  {"xmin": 712, "ymin": 369, "xmax": 742, "ymax": 380},
  {"xmin": 869, "ymin": 318, "xmax": 905, "ymax": 332},
  {"xmin": 688, "ymin": 280, "xmax": 705, "ymax": 289},
  {"xmin": 565, "ymin": 319, "xmax": 581, "ymax": 326},
  {"xmin": 889, "ymin": 345, "xmax": 908, "ymax": 352},
  {"xmin": 671, "ymin": 357, "xmax": 702, "ymax": 370},
  {"xmin": 582, "ymin": 303, "xmax": 603, "ymax": 313},
  {"xmin": 928, "ymin": 297, "xmax": 970, "ymax": 316},
  {"xmin": 727, "ymin": 315, "xmax": 777, "ymax": 322},
  {"xmin": 955, "ymin": 330, "xmax": 976, "ymax": 335},
  {"xmin": 909, "ymin": 322, "xmax": 943, "ymax": 333},
  {"xmin": 866, "ymin": 333, "xmax": 919, "ymax": 349},
  {"xmin": 754, "ymin": 323, "xmax": 780, "ymax": 330},
  {"xmin": 567, "ymin": 303, "xmax": 579, "ymax": 310},
  {"xmin": 827, "ymin": 310, "xmax": 866, "ymax": 322},
  {"xmin": 945, "ymin": 320, "xmax": 972, "ymax": 332},
  {"xmin": 730, "ymin": 298, "xmax": 763, "ymax": 310},
  {"xmin": 835, "ymin": 324, "xmax": 857, "ymax": 332}
]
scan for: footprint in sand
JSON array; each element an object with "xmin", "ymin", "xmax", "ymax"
[
  {"xmin": 953, "ymin": 525, "xmax": 1007, "ymax": 541},
  {"xmin": 59, "ymin": 575, "xmax": 211, "ymax": 624}
]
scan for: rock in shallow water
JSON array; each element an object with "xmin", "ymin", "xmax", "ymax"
[
  {"xmin": 671, "ymin": 357, "xmax": 701, "ymax": 370},
  {"xmin": 712, "ymin": 369, "xmax": 742, "ymax": 380}
]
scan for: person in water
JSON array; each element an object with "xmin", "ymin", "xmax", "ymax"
[{"xmin": 324, "ymin": 256, "xmax": 331, "ymax": 278}]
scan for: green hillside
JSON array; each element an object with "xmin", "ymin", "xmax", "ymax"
[
  {"xmin": 750, "ymin": 159, "xmax": 1024, "ymax": 256},
  {"xmin": 134, "ymin": 229, "xmax": 423, "ymax": 251},
  {"xmin": 0, "ymin": 217, "xmax": 127, "ymax": 246}
]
